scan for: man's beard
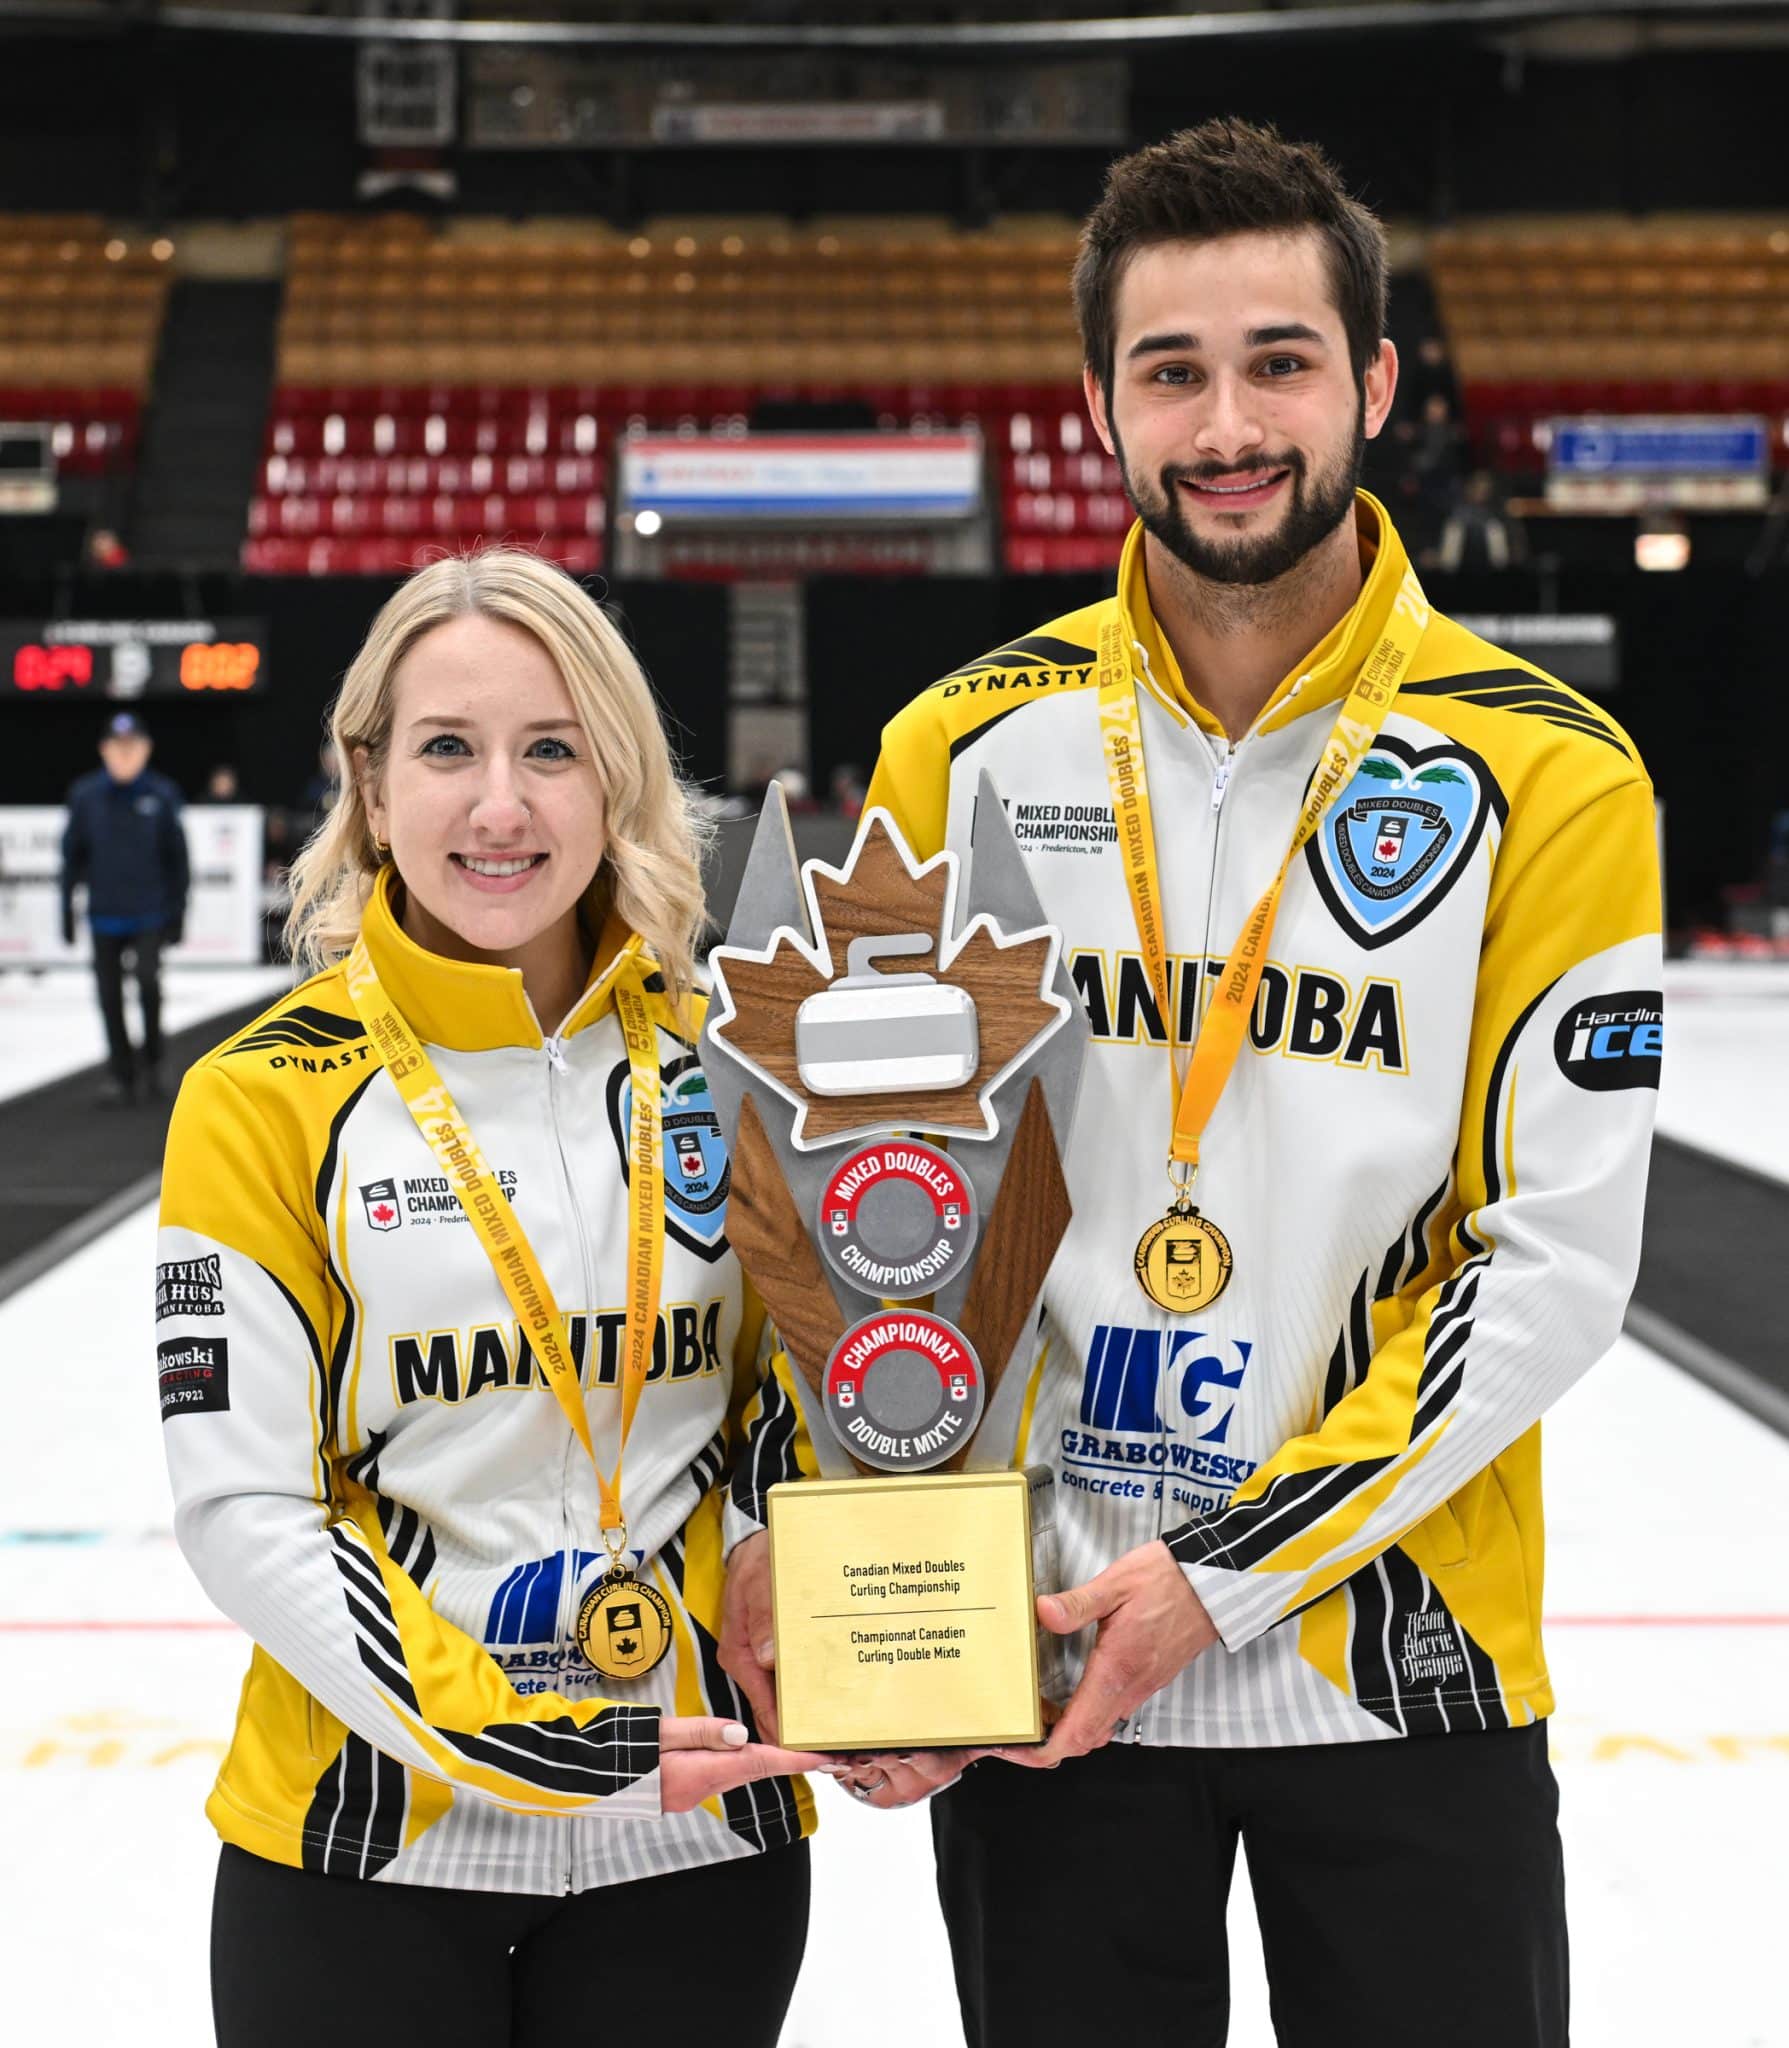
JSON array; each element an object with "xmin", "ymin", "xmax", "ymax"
[{"xmin": 1112, "ymin": 402, "xmax": 1365, "ymax": 589}]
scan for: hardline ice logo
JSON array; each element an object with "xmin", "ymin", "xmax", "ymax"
[{"xmin": 1553, "ymin": 989, "xmax": 1662, "ymax": 1092}]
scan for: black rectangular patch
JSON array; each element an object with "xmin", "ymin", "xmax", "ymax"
[{"xmin": 158, "ymin": 1336, "xmax": 230, "ymax": 1419}]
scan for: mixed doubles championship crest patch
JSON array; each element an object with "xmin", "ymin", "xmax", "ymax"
[
  {"xmin": 1306, "ymin": 735, "xmax": 1503, "ymax": 949},
  {"xmin": 607, "ymin": 1052, "xmax": 731, "ymax": 1261}
]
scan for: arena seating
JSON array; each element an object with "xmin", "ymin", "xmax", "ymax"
[
  {"xmin": 0, "ymin": 215, "xmax": 171, "ymax": 481},
  {"xmin": 247, "ymin": 214, "xmax": 1123, "ymax": 576},
  {"xmin": 1432, "ymin": 221, "xmax": 1789, "ymax": 472}
]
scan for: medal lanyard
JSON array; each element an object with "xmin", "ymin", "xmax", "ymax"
[
  {"xmin": 345, "ymin": 939, "xmax": 664, "ymax": 1561},
  {"xmin": 1097, "ymin": 559, "xmax": 1432, "ymax": 1194}
]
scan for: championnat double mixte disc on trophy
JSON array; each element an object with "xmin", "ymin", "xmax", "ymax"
[{"xmin": 699, "ymin": 776, "xmax": 1089, "ymax": 1752}]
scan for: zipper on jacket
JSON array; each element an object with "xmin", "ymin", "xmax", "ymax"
[{"xmin": 544, "ymin": 1028, "xmax": 601, "ymax": 1894}]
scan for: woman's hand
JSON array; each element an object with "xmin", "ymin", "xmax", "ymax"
[
  {"xmin": 716, "ymin": 1529, "xmax": 780, "ymax": 1739},
  {"xmin": 658, "ymin": 1716, "xmax": 831, "ymax": 1814}
]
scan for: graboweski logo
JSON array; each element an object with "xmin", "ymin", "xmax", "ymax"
[
  {"xmin": 1307, "ymin": 736, "xmax": 1503, "ymax": 949},
  {"xmin": 608, "ymin": 1053, "xmax": 730, "ymax": 1261},
  {"xmin": 360, "ymin": 1179, "xmax": 401, "ymax": 1231},
  {"xmin": 1060, "ymin": 1323, "xmax": 1259, "ymax": 1517},
  {"xmin": 158, "ymin": 1336, "xmax": 229, "ymax": 1419},
  {"xmin": 1554, "ymin": 989, "xmax": 1663, "ymax": 1091}
]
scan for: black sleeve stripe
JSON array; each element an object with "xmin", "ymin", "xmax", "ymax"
[
  {"xmin": 935, "ymin": 632, "xmax": 1094, "ymax": 682},
  {"xmin": 353, "ymin": 1635, "xmax": 421, "ymax": 1714},
  {"xmin": 313, "ymin": 1074, "xmax": 377, "ymax": 1453},
  {"xmin": 1208, "ymin": 1261, "xmax": 1480, "ymax": 1559},
  {"xmin": 462, "ymin": 1706, "xmax": 659, "ymax": 1765},
  {"xmin": 1394, "ymin": 1179, "xmax": 1452, "ymax": 1297},
  {"xmin": 1320, "ymin": 1329, "xmax": 1350, "ymax": 1422},
  {"xmin": 1410, "ymin": 1359, "xmax": 1467, "ymax": 1445},
  {"xmin": 409, "ymin": 1526, "xmax": 437, "ymax": 1590},
  {"xmin": 303, "ymin": 1733, "xmax": 405, "ymax": 1881},
  {"xmin": 946, "ymin": 701, "xmax": 1032, "ymax": 762},
  {"xmin": 257, "ymin": 1261, "xmax": 331, "ymax": 1491},
  {"xmin": 343, "ymin": 1588, "xmax": 405, "ymax": 1667},
  {"xmin": 1168, "ymin": 1448, "xmax": 1398, "ymax": 1572},
  {"xmin": 328, "ymin": 1529, "xmax": 393, "ymax": 1612},
  {"xmin": 434, "ymin": 1709, "xmax": 660, "ymax": 1797},
  {"xmin": 230, "ymin": 1006, "xmax": 368, "ymax": 1055},
  {"xmin": 344, "ymin": 1429, "xmax": 386, "ymax": 1493},
  {"xmin": 1482, "ymin": 981, "xmax": 1557, "ymax": 1210},
  {"xmin": 733, "ymin": 1363, "xmax": 800, "ymax": 1524},
  {"xmin": 328, "ymin": 1498, "xmax": 660, "ymax": 1804}
]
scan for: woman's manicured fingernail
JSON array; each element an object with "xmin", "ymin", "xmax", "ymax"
[{"xmin": 722, "ymin": 1722, "xmax": 749, "ymax": 1747}]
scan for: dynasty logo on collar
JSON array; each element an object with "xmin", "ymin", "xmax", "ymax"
[{"xmin": 1306, "ymin": 735, "xmax": 1504, "ymax": 949}]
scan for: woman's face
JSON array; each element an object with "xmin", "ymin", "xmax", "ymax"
[{"xmin": 362, "ymin": 613, "xmax": 606, "ymax": 967}]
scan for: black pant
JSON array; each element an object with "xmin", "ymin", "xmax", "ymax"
[
  {"xmin": 212, "ymin": 1839, "xmax": 810, "ymax": 2048},
  {"xmin": 932, "ymin": 1725, "xmax": 1567, "ymax": 2048},
  {"xmin": 91, "ymin": 927, "xmax": 163, "ymax": 1083}
]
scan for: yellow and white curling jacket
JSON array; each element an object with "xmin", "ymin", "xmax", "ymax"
[
  {"xmin": 157, "ymin": 873, "xmax": 813, "ymax": 1892},
  {"xmin": 868, "ymin": 494, "xmax": 1661, "ymax": 1747}
]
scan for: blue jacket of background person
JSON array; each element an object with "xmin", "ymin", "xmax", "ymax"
[{"xmin": 61, "ymin": 768, "xmax": 191, "ymax": 937}]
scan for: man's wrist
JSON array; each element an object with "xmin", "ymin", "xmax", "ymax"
[{"xmin": 722, "ymin": 1498, "xmax": 768, "ymax": 1562}]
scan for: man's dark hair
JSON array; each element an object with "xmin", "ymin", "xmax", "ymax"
[{"xmin": 1073, "ymin": 118, "xmax": 1389, "ymax": 396}]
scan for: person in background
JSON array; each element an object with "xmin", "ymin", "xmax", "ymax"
[
  {"xmin": 200, "ymin": 764, "xmax": 241, "ymax": 804},
  {"xmin": 60, "ymin": 710, "xmax": 189, "ymax": 1106},
  {"xmin": 299, "ymin": 735, "xmax": 341, "ymax": 820},
  {"xmin": 1437, "ymin": 470, "xmax": 1527, "ymax": 573}
]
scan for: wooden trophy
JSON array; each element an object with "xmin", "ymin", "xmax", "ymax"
[{"xmin": 700, "ymin": 774, "xmax": 1088, "ymax": 1750}]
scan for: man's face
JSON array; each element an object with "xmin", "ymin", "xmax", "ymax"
[
  {"xmin": 1087, "ymin": 229, "xmax": 1397, "ymax": 588},
  {"xmin": 99, "ymin": 734, "xmax": 151, "ymax": 782}
]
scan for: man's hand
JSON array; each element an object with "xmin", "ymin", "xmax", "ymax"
[
  {"xmin": 834, "ymin": 1747, "xmax": 980, "ymax": 1811},
  {"xmin": 716, "ymin": 1529, "xmax": 779, "ymax": 1741},
  {"xmin": 659, "ymin": 1716, "xmax": 833, "ymax": 1813},
  {"xmin": 999, "ymin": 1539, "xmax": 1218, "ymax": 1769}
]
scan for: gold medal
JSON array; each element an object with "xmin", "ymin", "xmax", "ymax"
[
  {"xmin": 1134, "ymin": 1203, "xmax": 1233, "ymax": 1314},
  {"xmin": 575, "ymin": 1568, "xmax": 673, "ymax": 1679}
]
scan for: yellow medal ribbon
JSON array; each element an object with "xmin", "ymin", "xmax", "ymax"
[
  {"xmin": 344, "ymin": 936, "xmax": 665, "ymax": 1586},
  {"xmin": 1098, "ymin": 534, "xmax": 1432, "ymax": 1308}
]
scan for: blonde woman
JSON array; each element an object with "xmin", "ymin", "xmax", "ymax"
[{"xmin": 159, "ymin": 550, "xmax": 825, "ymax": 2048}]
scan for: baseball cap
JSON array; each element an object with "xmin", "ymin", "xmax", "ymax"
[{"xmin": 104, "ymin": 711, "xmax": 149, "ymax": 740}]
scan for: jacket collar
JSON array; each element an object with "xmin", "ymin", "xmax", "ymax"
[
  {"xmin": 1115, "ymin": 489, "xmax": 1410, "ymax": 740},
  {"xmin": 356, "ymin": 864, "xmax": 643, "ymax": 1053}
]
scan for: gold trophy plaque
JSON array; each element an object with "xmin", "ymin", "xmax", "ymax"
[{"xmin": 701, "ymin": 780, "xmax": 1088, "ymax": 1751}]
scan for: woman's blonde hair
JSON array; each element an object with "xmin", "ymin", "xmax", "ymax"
[{"xmin": 284, "ymin": 549, "xmax": 709, "ymax": 1012}]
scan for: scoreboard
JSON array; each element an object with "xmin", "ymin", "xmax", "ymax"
[{"xmin": 2, "ymin": 619, "xmax": 267, "ymax": 699}]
